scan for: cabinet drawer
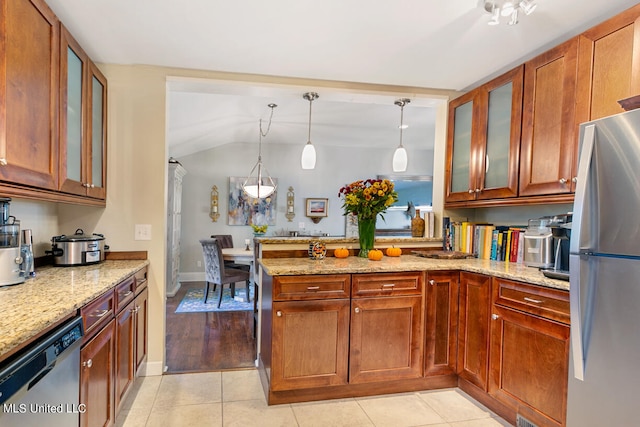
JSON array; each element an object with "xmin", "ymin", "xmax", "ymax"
[
  {"xmin": 115, "ymin": 276, "xmax": 136, "ymax": 312},
  {"xmin": 134, "ymin": 267, "xmax": 148, "ymax": 294},
  {"xmin": 492, "ymin": 278, "xmax": 569, "ymax": 324},
  {"xmin": 81, "ymin": 289, "xmax": 115, "ymax": 341},
  {"xmin": 352, "ymin": 272, "xmax": 423, "ymax": 297},
  {"xmin": 273, "ymin": 274, "xmax": 350, "ymax": 301}
]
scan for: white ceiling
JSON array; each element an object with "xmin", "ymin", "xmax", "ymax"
[{"xmin": 45, "ymin": 0, "xmax": 640, "ymax": 157}]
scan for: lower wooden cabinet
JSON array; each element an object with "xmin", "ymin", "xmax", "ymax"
[
  {"xmin": 457, "ymin": 272, "xmax": 491, "ymax": 390},
  {"xmin": 134, "ymin": 286, "xmax": 149, "ymax": 373},
  {"xmin": 270, "ymin": 299, "xmax": 350, "ymax": 391},
  {"xmin": 115, "ymin": 300, "xmax": 135, "ymax": 413},
  {"xmin": 489, "ymin": 278, "xmax": 570, "ymax": 427},
  {"xmin": 80, "ymin": 318, "xmax": 115, "ymax": 427},
  {"xmin": 424, "ymin": 271, "xmax": 459, "ymax": 377}
]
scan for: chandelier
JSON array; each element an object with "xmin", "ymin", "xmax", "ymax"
[{"xmin": 242, "ymin": 104, "xmax": 277, "ymax": 199}]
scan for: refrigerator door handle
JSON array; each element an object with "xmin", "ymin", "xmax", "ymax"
[
  {"xmin": 570, "ymin": 255, "xmax": 585, "ymax": 380},
  {"xmin": 570, "ymin": 124, "xmax": 595, "ymax": 255}
]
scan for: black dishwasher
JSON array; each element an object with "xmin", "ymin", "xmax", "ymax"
[{"xmin": 0, "ymin": 316, "xmax": 83, "ymax": 427}]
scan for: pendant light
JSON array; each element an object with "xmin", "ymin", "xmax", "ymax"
[
  {"xmin": 392, "ymin": 98, "xmax": 410, "ymax": 172},
  {"xmin": 242, "ymin": 104, "xmax": 277, "ymax": 199},
  {"xmin": 301, "ymin": 92, "xmax": 318, "ymax": 169}
]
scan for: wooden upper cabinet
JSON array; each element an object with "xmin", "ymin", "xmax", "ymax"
[
  {"xmin": 519, "ymin": 37, "xmax": 580, "ymax": 197},
  {"xmin": 576, "ymin": 3, "xmax": 640, "ymax": 123},
  {"xmin": 0, "ymin": 0, "xmax": 59, "ymax": 190},
  {"xmin": 446, "ymin": 66, "xmax": 523, "ymax": 205},
  {"xmin": 59, "ymin": 24, "xmax": 107, "ymax": 200}
]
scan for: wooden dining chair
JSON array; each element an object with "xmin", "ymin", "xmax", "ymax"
[{"xmin": 199, "ymin": 238, "xmax": 250, "ymax": 308}]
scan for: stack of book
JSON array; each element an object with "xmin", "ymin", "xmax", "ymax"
[{"xmin": 442, "ymin": 218, "xmax": 526, "ymax": 263}]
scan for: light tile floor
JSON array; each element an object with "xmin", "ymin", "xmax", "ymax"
[{"xmin": 116, "ymin": 370, "xmax": 513, "ymax": 427}]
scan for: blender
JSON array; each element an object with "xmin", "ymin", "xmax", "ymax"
[{"xmin": 0, "ymin": 198, "xmax": 32, "ymax": 286}]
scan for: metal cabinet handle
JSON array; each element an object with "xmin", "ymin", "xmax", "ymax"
[
  {"xmin": 121, "ymin": 290, "xmax": 133, "ymax": 298},
  {"xmin": 559, "ymin": 178, "xmax": 568, "ymax": 184},
  {"xmin": 572, "ymin": 177, "xmax": 578, "ymax": 183},
  {"xmin": 306, "ymin": 286, "xmax": 320, "ymax": 291},
  {"xmin": 468, "ymin": 189, "xmax": 474, "ymax": 194},
  {"xmin": 0, "ymin": 158, "xmax": 6, "ymax": 166},
  {"xmin": 276, "ymin": 311, "xmax": 282, "ymax": 317},
  {"xmin": 90, "ymin": 309, "xmax": 109, "ymax": 318},
  {"xmin": 523, "ymin": 297, "xmax": 543, "ymax": 304},
  {"xmin": 429, "ymin": 280, "xmax": 436, "ymax": 286},
  {"xmin": 83, "ymin": 359, "xmax": 93, "ymax": 368},
  {"xmin": 354, "ymin": 307, "xmax": 360, "ymax": 313},
  {"xmin": 491, "ymin": 314, "xmax": 499, "ymax": 320},
  {"xmin": 381, "ymin": 284, "xmax": 395, "ymax": 289},
  {"xmin": 475, "ymin": 188, "xmax": 481, "ymax": 193}
]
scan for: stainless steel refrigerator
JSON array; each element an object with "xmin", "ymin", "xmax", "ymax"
[{"xmin": 567, "ymin": 107, "xmax": 640, "ymax": 426}]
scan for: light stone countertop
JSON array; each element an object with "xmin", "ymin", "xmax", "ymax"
[
  {"xmin": 259, "ymin": 255, "xmax": 570, "ymax": 292},
  {"xmin": 0, "ymin": 260, "xmax": 149, "ymax": 361},
  {"xmin": 255, "ymin": 236, "xmax": 441, "ymax": 244}
]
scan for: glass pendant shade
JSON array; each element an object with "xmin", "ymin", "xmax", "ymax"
[
  {"xmin": 301, "ymin": 142, "xmax": 316, "ymax": 169},
  {"xmin": 301, "ymin": 92, "xmax": 319, "ymax": 170},
  {"xmin": 393, "ymin": 98, "xmax": 410, "ymax": 172},
  {"xmin": 392, "ymin": 146, "xmax": 408, "ymax": 172}
]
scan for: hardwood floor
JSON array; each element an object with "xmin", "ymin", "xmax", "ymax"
[{"xmin": 165, "ymin": 281, "xmax": 256, "ymax": 373}]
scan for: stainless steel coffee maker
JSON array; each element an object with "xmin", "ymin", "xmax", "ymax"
[{"xmin": 0, "ymin": 198, "xmax": 32, "ymax": 286}]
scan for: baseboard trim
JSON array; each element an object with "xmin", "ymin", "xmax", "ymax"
[
  {"xmin": 179, "ymin": 272, "xmax": 205, "ymax": 283},
  {"xmin": 141, "ymin": 360, "xmax": 165, "ymax": 377}
]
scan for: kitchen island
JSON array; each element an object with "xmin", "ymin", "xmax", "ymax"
[
  {"xmin": 0, "ymin": 259, "xmax": 149, "ymax": 362},
  {"xmin": 257, "ymin": 254, "xmax": 570, "ymax": 427}
]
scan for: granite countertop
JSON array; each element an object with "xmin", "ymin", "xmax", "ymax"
[
  {"xmin": 0, "ymin": 259, "xmax": 149, "ymax": 361},
  {"xmin": 255, "ymin": 236, "xmax": 442, "ymax": 244},
  {"xmin": 259, "ymin": 255, "xmax": 569, "ymax": 292}
]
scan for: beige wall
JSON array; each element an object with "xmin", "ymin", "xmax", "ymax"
[{"xmin": 77, "ymin": 64, "xmax": 454, "ymax": 375}]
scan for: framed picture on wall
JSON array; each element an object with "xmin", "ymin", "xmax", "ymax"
[
  {"xmin": 228, "ymin": 177, "xmax": 277, "ymax": 226},
  {"xmin": 306, "ymin": 198, "xmax": 328, "ymax": 219}
]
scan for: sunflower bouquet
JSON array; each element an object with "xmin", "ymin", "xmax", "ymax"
[{"xmin": 338, "ymin": 179, "xmax": 398, "ymax": 220}]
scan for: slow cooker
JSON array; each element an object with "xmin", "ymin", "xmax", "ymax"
[{"xmin": 48, "ymin": 229, "xmax": 107, "ymax": 266}]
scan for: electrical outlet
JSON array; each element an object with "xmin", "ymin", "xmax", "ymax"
[
  {"xmin": 196, "ymin": 260, "xmax": 202, "ymax": 267},
  {"xmin": 134, "ymin": 224, "xmax": 152, "ymax": 240},
  {"xmin": 299, "ymin": 222, "xmax": 306, "ymax": 229}
]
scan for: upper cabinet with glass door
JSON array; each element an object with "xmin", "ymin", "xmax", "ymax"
[
  {"xmin": 59, "ymin": 25, "xmax": 107, "ymax": 201},
  {"xmin": 445, "ymin": 66, "xmax": 523, "ymax": 206}
]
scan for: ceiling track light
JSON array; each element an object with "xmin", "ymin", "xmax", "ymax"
[
  {"xmin": 392, "ymin": 98, "xmax": 410, "ymax": 173},
  {"xmin": 242, "ymin": 103, "xmax": 277, "ymax": 199},
  {"xmin": 301, "ymin": 92, "xmax": 318, "ymax": 170},
  {"xmin": 481, "ymin": 0, "xmax": 535, "ymax": 25}
]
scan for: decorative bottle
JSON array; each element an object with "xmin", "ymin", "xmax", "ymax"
[{"xmin": 411, "ymin": 209, "xmax": 425, "ymax": 237}]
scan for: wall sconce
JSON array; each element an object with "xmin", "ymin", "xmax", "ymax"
[
  {"xmin": 285, "ymin": 186, "xmax": 295, "ymax": 222},
  {"xmin": 210, "ymin": 185, "xmax": 220, "ymax": 222}
]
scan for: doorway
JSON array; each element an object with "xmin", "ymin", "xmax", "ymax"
[{"xmin": 165, "ymin": 281, "xmax": 256, "ymax": 373}]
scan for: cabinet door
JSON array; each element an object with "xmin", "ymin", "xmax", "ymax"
[
  {"xmin": 0, "ymin": 0, "xmax": 59, "ymax": 190},
  {"xmin": 457, "ymin": 272, "xmax": 491, "ymax": 390},
  {"xmin": 425, "ymin": 271, "xmax": 459, "ymax": 377},
  {"xmin": 115, "ymin": 301, "xmax": 135, "ymax": 413},
  {"xmin": 446, "ymin": 91, "xmax": 478, "ymax": 202},
  {"xmin": 520, "ymin": 38, "xmax": 580, "ymax": 197},
  {"xmin": 489, "ymin": 305, "xmax": 569, "ymax": 427},
  {"xmin": 80, "ymin": 319, "xmax": 115, "ymax": 427},
  {"xmin": 134, "ymin": 286, "xmax": 148, "ymax": 373},
  {"xmin": 350, "ymin": 295, "xmax": 423, "ymax": 383},
  {"xmin": 86, "ymin": 61, "xmax": 107, "ymax": 199},
  {"xmin": 271, "ymin": 299, "xmax": 350, "ymax": 391},
  {"xmin": 477, "ymin": 66, "xmax": 522, "ymax": 200},
  {"xmin": 577, "ymin": 3, "xmax": 640, "ymax": 122}
]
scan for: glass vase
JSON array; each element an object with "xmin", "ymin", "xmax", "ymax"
[{"xmin": 357, "ymin": 217, "xmax": 376, "ymax": 258}]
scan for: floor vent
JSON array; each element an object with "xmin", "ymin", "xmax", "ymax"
[{"xmin": 516, "ymin": 414, "xmax": 539, "ymax": 427}]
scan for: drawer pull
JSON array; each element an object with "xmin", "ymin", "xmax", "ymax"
[
  {"xmin": 492, "ymin": 314, "xmax": 500, "ymax": 320},
  {"xmin": 381, "ymin": 284, "xmax": 395, "ymax": 289},
  {"xmin": 306, "ymin": 286, "xmax": 320, "ymax": 291},
  {"xmin": 354, "ymin": 307, "xmax": 360, "ymax": 313},
  {"xmin": 83, "ymin": 359, "xmax": 93, "ymax": 368},
  {"xmin": 120, "ymin": 290, "xmax": 133, "ymax": 298},
  {"xmin": 523, "ymin": 297, "xmax": 543, "ymax": 304},
  {"xmin": 276, "ymin": 311, "xmax": 282, "ymax": 317},
  {"xmin": 90, "ymin": 309, "xmax": 109, "ymax": 318},
  {"xmin": 0, "ymin": 158, "xmax": 7, "ymax": 166},
  {"xmin": 429, "ymin": 280, "xmax": 436, "ymax": 286}
]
